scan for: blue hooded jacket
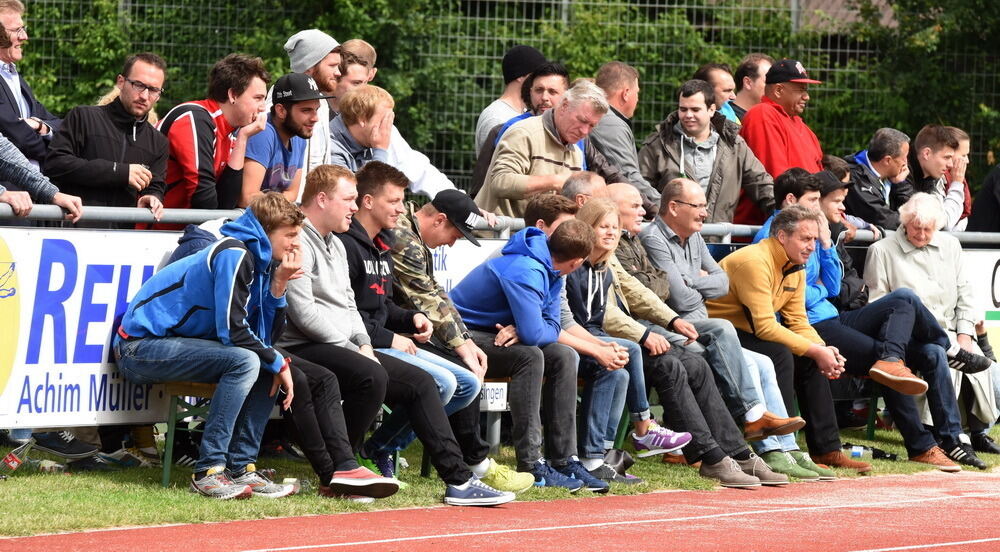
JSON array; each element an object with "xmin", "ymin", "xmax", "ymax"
[
  {"xmin": 451, "ymin": 227, "xmax": 563, "ymax": 346},
  {"xmin": 115, "ymin": 208, "xmax": 287, "ymax": 374}
]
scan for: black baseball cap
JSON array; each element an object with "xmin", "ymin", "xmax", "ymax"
[
  {"xmin": 814, "ymin": 170, "xmax": 848, "ymax": 196},
  {"xmin": 431, "ymin": 190, "xmax": 484, "ymax": 246},
  {"xmin": 765, "ymin": 59, "xmax": 822, "ymax": 85},
  {"xmin": 272, "ymin": 73, "xmax": 334, "ymax": 103}
]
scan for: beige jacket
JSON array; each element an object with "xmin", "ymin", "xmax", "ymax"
[
  {"xmin": 475, "ymin": 109, "xmax": 582, "ymax": 219},
  {"xmin": 864, "ymin": 228, "xmax": 995, "ymax": 423},
  {"xmin": 603, "ymin": 255, "xmax": 680, "ymax": 342}
]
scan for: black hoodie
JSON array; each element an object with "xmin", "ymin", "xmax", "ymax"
[
  {"xmin": 336, "ymin": 217, "xmax": 420, "ymax": 348},
  {"xmin": 44, "ymin": 96, "xmax": 168, "ymax": 208}
]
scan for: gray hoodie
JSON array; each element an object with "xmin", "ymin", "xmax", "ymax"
[{"xmin": 278, "ymin": 218, "xmax": 371, "ymax": 351}]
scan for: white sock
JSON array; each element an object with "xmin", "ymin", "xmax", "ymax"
[
  {"xmin": 581, "ymin": 457, "xmax": 603, "ymax": 471},
  {"xmin": 947, "ymin": 343, "xmax": 961, "ymax": 357},
  {"xmin": 745, "ymin": 405, "xmax": 765, "ymax": 423},
  {"xmin": 469, "ymin": 458, "xmax": 491, "ymax": 478}
]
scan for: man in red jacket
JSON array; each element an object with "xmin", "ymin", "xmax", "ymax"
[{"xmin": 735, "ymin": 59, "xmax": 823, "ymax": 226}]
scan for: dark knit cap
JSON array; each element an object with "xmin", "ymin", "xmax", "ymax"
[{"xmin": 502, "ymin": 45, "xmax": 546, "ymax": 84}]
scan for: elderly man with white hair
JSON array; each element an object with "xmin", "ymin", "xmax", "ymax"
[
  {"xmin": 476, "ymin": 79, "xmax": 609, "ymax": 219},
  {"xmin": 865, "ymin": 192, "xmax": 1000, "ymax": 459}
]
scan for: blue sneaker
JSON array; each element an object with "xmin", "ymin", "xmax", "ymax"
[
  {"xmin": 528, "ymin": 460, "xmax": 583, "ymax": 492},
  {"xmin": 557, "ymin": 458, "xmax": 610, "ymax": 494},
  {"xmin": 444, "ymin": 475, "xmax": 515, "ymax": 506}
]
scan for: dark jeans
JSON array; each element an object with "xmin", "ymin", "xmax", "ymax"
[
  {"xmin": 282, "ymin": 350, "xmax": 358, "ymax": 482},
  {"xmin": 469, "ymin": 330, "xmax": 578, "ymax": 471},
  {"xmin": 283, "ymin": 343, "xmax": 387, "ymax": 453},
  {"xmin": 646, "ymin": 346, "xmax": 748, "ymax": 464},
  {"xmin": 736, "ymin": 330, "xmax": 841, "ymax": 455},
  {"xmin": 813, "ymin": 291, "xmax": 964, "ymax": 456}
]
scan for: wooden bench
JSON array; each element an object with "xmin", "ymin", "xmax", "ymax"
[{"xmin": 160, "ymin": 382, "xmax": 217, "ymax": 487}]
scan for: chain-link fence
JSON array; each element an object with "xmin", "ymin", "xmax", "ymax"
[{"xmin": 18, "ymin": 0, "xmax": 1000, "ymax": 191}]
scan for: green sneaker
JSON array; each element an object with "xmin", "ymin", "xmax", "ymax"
[
  {"xmin": 760, "ymin": 451, "xmax": 819, "ymax": 481},
  {"xmin": 479, "ymin": 458, "xmax": 535, "ymax": 493},
  {"xmin": 789, "ymin": 450, "xmax": 836, "ymax": 480}
]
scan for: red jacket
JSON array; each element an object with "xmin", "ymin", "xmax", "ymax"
[
  {"xmin": 734, "ymin": 97, "xmax": 823, "ymax": 225},
  {"xmin": 157, "ymin": 98, "xmax": 242, "ymax": 214}
]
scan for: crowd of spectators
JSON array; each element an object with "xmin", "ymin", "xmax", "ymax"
[{"xmin": 3, "ymin": 0, "xmax": 1000, "ymax": 506}]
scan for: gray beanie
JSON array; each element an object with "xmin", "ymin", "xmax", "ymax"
[{"xmin": 284, "ymin": 29, "xmax": 340, "ymax": 73}]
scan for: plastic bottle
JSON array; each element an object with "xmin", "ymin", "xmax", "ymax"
[
  {"xmin": 842, "ymin": 442, "xmax": 898, "ymax": 461},
  {"xmin": 843, "ymin": 444, "xmax": 872, "ymax": 460},
  {"xmin": 26, "ymin": 458, "xmax": 67, "ymax": 473}
]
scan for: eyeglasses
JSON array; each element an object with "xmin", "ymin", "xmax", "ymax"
[
  {"xmin": 122, "ymin": 76, "xmax": 164, "ymax": 98},
  {"xmin": 673, "ymin": 199, "xmax": 708, "ymax": 211},
  {"xmin": 5, "ymin": 25, "xmax": 26, "ymax": 37}
]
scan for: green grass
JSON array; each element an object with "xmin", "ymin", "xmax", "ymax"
[{"xmin": 1, "ymin": 425, "xmax": 998, "ymax": 538}]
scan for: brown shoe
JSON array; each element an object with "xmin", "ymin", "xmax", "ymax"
[
  {"xmin": 869, "ymin": 360, "xmax": 928, "ymax": 395},
  {"xmin": 910, "ymin": 446, "xmax": 961, "ymax": 473},
  {"xmin": 810, "ymin": 450, "xmax": 872, "ymax": 474},
  {"xmin": 744, "ymin": 411, "xmax": 807, "ymax": 441}
]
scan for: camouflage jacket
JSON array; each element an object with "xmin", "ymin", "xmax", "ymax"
[{"xmin": 389, "ymin": 202, "xmax": 470, "ymax": 349}]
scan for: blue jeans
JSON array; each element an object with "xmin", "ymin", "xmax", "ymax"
[
  {"xmin": 369, "ymin": 348, "xmax": 481, "ymax": 454},
  {"xmin": 579, "ymin": 336, "xmax": 646, "ymax": 458},
  {"xmin": 745, "ymin": 348, "xmax": 798, "ymax": 453},
  {"xmin": 114, "ymin": 337, "xmax": 273, "ymax": 472},
  {"xmin": 578, "ymin": 359, "xmax": 628, "ymax": 458}
]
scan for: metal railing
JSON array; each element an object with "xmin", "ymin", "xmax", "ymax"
[{"xmin": 7, "ymin": 205, "xmax": 1000, "ymax": 247}]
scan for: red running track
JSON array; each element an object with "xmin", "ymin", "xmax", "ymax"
[{"xmin": 6, "ymin": 471, "xmax": 1000, "ymax": 552}]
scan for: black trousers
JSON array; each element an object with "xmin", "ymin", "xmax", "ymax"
[
  {"xmin": 736, "ymin": 330, "xmax": 841, "ymax": 455},
  {"xmin": 418, "ymin": 342, "xmax": 490, "ymax": 466},
  {"xmin": 646, "ymin": 346, "xmax": 748, "ymax": 464},
  {"xmin": 285, "ymin": 342, "xmax": 472, "ymax": 485}
]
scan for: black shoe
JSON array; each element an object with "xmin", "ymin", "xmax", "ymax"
[
  {"xmin": 948, "ymin": 349, "xmax": 992, "ymax": 374},
  {"xmin": 836, "ymin": 410, "xmax": 868, "ymax": 431},
  {"xmin": 588, "ymin": 463, "xmax": 644, "ymax": 485},
  {"xmin": 67, "ymin": 455, "xmax": 119, "ymax": 472},
  {"xmin": 32, "ymin": 431, "xmax": 99, "ymax": 460},
  {"xmin": 170, "ymin": 431, "xmax": 200, "ymax": 468},
  {"xmin": 944, "ymin": 443, "xmax": 988, "ymax": 470},
  {"xmin": 971, "ymin": 433, "xmax": 1000, "ymax": 455}
]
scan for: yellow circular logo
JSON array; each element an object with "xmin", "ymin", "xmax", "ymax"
[{"xmin": 0, "ymin": 235, "xmax": 18, "ymax": 399}]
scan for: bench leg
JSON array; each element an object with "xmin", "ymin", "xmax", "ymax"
[
  {"xmin": 161, "ymin": 395, "xmax": 180, "ymax": 488},
  {"xmin": 485, "ymin": 411, "xmax": 501, "ymax": 456}
]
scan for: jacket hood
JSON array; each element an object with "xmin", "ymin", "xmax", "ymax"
[
  {"xmin": 221, "ymin": 208, "xmax": 273, "ymax": 273},
  {"xmin": 330, "ymin": 115, "xmax": 364, "ymax": 156},
  {"xmin": 501, "ymin": 227, "xmax": 558, "ymax": 277},
  {"xmin": 656, "ymin": 110, "xmax": 741, "ymax": 146}
]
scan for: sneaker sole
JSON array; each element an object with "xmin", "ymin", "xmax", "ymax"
[
  {"xmin": 869, "ymin": 369, "xmax": 929, "ymax": 396},
  {"xmin": 250, "ymin": 486, "xmax": 298, "ymax": 498},
  {"xmin": 32, "ymin": 445, "xmax": 99, "ymax": 460},
  {"xmin": 191, "ymin": 483, "xmax": 253, "ymax": 500},
  {"xmin": 327, "ymin": 478, "xmax": 400, "ymax": 499},
  {"xmin": 533, "ymin": 478, "xmax": 584, "ymax": 493},
  {"xmin": 444, "ymin": 493, "xmax": 516, "ymax": 506},
  {"xmin": 634, "ymin": 440, "xmax": 691, "ymax": 458},
  {"xmin": 482, "ymin": 479, "xmax": 535, "ymax": 493}
]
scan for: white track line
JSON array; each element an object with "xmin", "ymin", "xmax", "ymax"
[
  {"xmin": 240, "ymin": 491, "xmax": 1000, "ymax": 552},
  {"xmin": 850, "ymin": 537, "xmax": 1000, "ymax": 551}
]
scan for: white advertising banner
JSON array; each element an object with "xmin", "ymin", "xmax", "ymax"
[
  {"xmin": 0, "ymin": 227, "xmax": 506, "ymax": 428},
  {"xmin": 4, "ymin": 225, "xmax": 999, "ymax": 428}
]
